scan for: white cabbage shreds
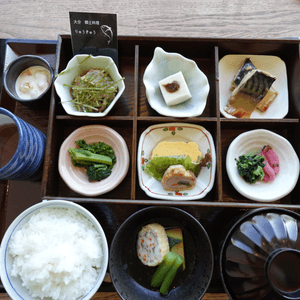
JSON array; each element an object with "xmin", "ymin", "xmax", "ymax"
[{"xmin": 8, "ymin": 207, "xmax": 103, "ymax": 300}]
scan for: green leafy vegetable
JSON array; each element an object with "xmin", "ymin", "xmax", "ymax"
[
  {"xmin": 235, "ymin": 154, "xmax": 265, "ymax": 184},
  {"xmin": 144, "ymin": 155, "xmax": 201, "ymax": 181},
  {"xmin": 85, "ymin": 165, "xmax": 112, "ymax": 181},
  {"xmin": 68, "ymin": 139, "xmax": 116, "ymax": 181}
]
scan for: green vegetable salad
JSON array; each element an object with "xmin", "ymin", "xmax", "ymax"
[
  {"xmin": 69, "ymin": 139, "xmax": 116, "ymax": 181},
  {"xmin": 235, "ymin": 154, "xmax": 265, "ymax": 184}
]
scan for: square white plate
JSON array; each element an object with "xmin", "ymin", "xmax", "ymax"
[
  {"xmin": 219, "ymin": 55, "xmax": 289, "ymax": 119},
  {"xmin": 137, "ymin": 123, "xmax": 216, "ymax": 200}
]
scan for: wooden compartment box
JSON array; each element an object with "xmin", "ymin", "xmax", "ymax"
[
  {"xmin": 42, "ymin": 35, "xmax": 300, "ymax": 207},
  {"xmin": 1, "ymin": 35, "xmax": 300, "ymax": 296}
]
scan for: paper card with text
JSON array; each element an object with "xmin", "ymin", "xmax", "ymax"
[{"xmin": 69, "ymin": 12, "xmax": 118, "ymax": 65}]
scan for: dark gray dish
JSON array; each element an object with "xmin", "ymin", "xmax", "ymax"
[
  {"xmin": 109, "ymin": 206, "xmax": 213, "ymax": 300},
  {"xmin": 3, "ymin": 55, "xmax": 53, "ymax": 105},
  {"xmin": 220, "ymin": 208, "xmax": 300, "ymax": 300}
]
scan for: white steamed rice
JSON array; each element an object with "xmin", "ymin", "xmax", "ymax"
[{"xmin": 8, "ymin": 207, "xmax": 103, "ymax": 300}]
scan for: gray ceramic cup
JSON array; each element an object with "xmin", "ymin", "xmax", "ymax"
[
  {"xmin": 3, "ymin": 55, "xmax": 53, "ymax": 105},
  {"xmin": 0, "ymin": 108, "xmax": 46, "ymax": 181}
]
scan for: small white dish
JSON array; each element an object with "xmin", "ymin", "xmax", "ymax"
[
  {"xmin": 143, "ymin": 47, "xmax": 210, "ymax": 118},
  {"xmin": 54, "ymin": 54, "xmax": 125, "ymax": 117},
  {"xmin": 58, "ymin": 125, "xmax": 129, "ymax": 196},
  {"xmin": 0, "ymin": 199, "xmax": 109, "ymax": 300},
  {"xmin": 219, "ymin": 54, "xmax": 289, "ymax": 119},
  {"xmin": 226, "ymin": 129, "xmax": 299, "ymax": 202},
  {"xmin": 138, "ymin": 123, "xmax": 216, "ymax": 200}
]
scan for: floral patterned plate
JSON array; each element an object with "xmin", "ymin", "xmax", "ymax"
[{"xmin": 137, "ymin": 123, "xmax": 216, "ymax": 200}]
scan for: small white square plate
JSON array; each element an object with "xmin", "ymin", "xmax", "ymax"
[
  {"xmin": 219, "ymin": 55, "xmax": 289, "ymax": 119},
  {"xmin": 137, "ymin": 123, "xmax": 216, "ymax": 200}
]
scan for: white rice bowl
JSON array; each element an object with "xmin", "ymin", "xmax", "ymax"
[{"xmin": 0, "ymin": 200, "xmax": 108, "ymax": 300}]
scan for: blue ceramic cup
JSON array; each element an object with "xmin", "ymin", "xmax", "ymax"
[{"xmin": 0, "ymin": 108, "xmax": 46, "ymax": 181}]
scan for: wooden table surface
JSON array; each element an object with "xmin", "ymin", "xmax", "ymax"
[
  {"xmin": 1, "ymin": 0, "xmax": 300, "ymax": 40},
  {"xmin": 1, "ymin": 0, "xmax": 300, "ymax": 299}
]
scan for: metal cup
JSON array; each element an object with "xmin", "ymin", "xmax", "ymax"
[{"xmin": 0, "ymin": 108, "xmax": 46, "ymax": 181}]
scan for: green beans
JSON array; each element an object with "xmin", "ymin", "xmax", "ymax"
[
  {"xmin": 151, "ymin": 252, "xmax": 184, "ymax": 295},
  {"xmin": 160, "ymin": 254, "xmax": 184, "ymax": 295},
  {"xmin": 151, "ymin": 252, "xmax": 177, "ymax": 287}
]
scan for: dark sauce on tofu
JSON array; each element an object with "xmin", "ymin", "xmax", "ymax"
[{"xmin": 163, "ymin": 81, "xmax": 180, "ymax": 93}]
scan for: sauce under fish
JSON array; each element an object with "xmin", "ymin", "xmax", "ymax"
[{"xmin": 225, "ymin": 69, "xmax": 276, "ymax": 118}]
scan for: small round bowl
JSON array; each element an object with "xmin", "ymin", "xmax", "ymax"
[
  {"xmin": 0, "ymin": 199, "xmax": 109, "ymax": 300},
  {"xmin": 3, "ymin": 55, "xmax": 53, "ymax": 105},
  {"xmin": 54, "ymin": 54, "xmax": 125, "ymax": 117},
  {"xmin": 109, "ymin": 206, "xmax": 214, "ymax": 300},
  {"xmin": 226, "ymin": 129, "xmax": 300, "ymax": 202},
  {"xmin": 58, "ymin": 125, "xmax": 130, "ymax": 196},
  {"xmin": 220, "ymin": 207, "xmax": 300, "ymax": 300},
  {"xmin": 143, "ymin": 47, "xmax": 210, "ymax": 118}
]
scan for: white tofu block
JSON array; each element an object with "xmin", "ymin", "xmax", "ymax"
[{"xmin": 159, "ymin": 71, "xmax": 192, "ymax": 106}]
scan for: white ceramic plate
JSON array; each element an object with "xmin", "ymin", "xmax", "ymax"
[
  {"xmin": 143, "ymin": 47, "xmax": 210, "ymax": 118},
  {"xmin": 219, "ymin": 55, "xmax": 289, "ymax": 119},
  {"xmin": 138, "ymin": 123, "xmax": 216, "ymax": 200},
  {"xmin": 226, "ymin": 129, "xmax": 299, "ymax": 202},
  {"xmin": 54, "ymin": 54, "xmax": 125, "ymax": 117},
  {"xmin": 58, "ymin": 125, "xmax": 129, "ymax": 196}
]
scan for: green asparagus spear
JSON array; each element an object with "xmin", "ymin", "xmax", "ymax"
[
  {"xmin": 151, "ymin": 252, "xmax": 177, "ymax": 288},
  {"xmin": 160, "ymin": 254, "xmax": 184, "ymax": 295}
]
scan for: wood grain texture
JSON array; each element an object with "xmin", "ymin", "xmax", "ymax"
[{"xmin": 0, "ymin": 0, "xmax": 300, "ymax": 40}]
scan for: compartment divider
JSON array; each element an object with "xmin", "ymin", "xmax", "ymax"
[
  {"xmin": 131, "ymin": 44, "xmax": 139, "ymax": 200},
  {"xmin": 214, "ymin": 45, "xmax": 223, "ymax": 202}
]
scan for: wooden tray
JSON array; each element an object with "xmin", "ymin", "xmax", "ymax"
[
  {"xmin": 43, "ymin": 35, "xmax": 300, "ymax": 206},
  {"xmin": 1, "ymin": 35, "xmax": 300, "ymax": 297}
]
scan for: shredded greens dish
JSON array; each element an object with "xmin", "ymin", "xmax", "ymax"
[
  {"xmin": 69, "ymin": 139, "xmax": 116, "ymax": 181},
  {"xmin": 67, "ymin": 69, "xmax": 119, "ymax": 113},
  {"xmin": 57, "ymin": 55, "xmax": 124, "ymax": 113}
]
